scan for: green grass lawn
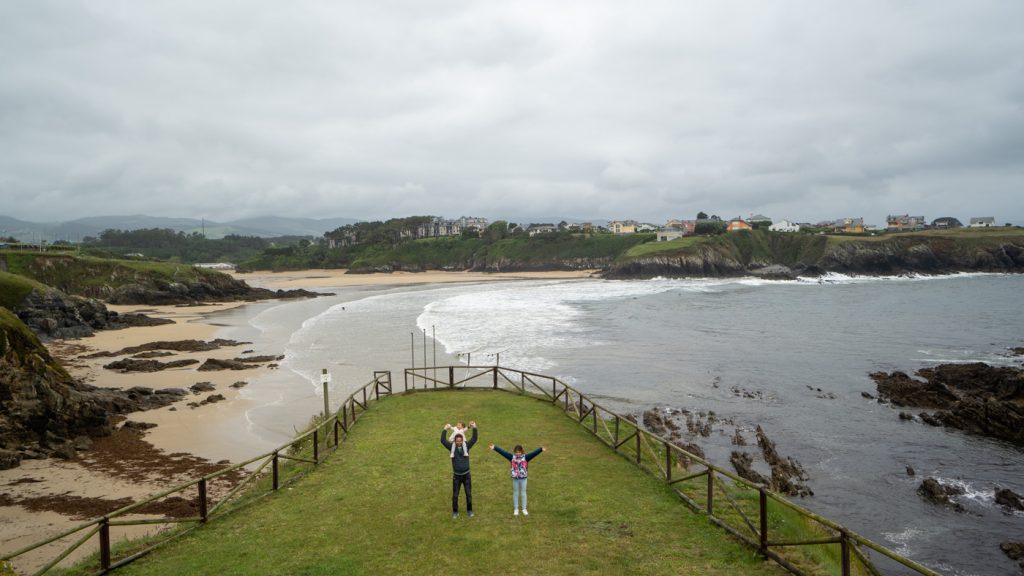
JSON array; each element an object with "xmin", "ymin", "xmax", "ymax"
[{"xmin": 114, "ymin": 390, "xmax": 783, "ymax": 576}]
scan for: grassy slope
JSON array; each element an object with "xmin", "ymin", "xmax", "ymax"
[
  {"xmin": 0, "ymin": 270, "xmax": 46, "ymax": 309},
  {"xmin": 117, "ymin": 391, "xmax": 781, "ymax": 576},
  {"xmin": 623, "ymin": 227, "xmax": 1024, "ymax": 262},
  {"xmin": 0, "ymin": 251, "xmax": 226, "ymax": 296}
]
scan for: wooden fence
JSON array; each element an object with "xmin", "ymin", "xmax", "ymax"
[
  {"xmin": 404, "ymin": 365, "xmax": 944, "ymax": 576},
  {"xmin": 4, "ymin": 365, "xmax": 945, "ymax": 575}
]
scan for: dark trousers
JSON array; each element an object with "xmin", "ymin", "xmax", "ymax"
[{"xmin": 452, "ymin": 472, "xmax": 472, "ymax": 513}]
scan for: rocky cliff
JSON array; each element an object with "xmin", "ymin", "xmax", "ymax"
[{"xmin": 605, "ymin": 230, "xmax": 1024, "ymax": 278}]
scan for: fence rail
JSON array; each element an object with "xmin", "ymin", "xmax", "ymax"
[
  {"xmin": 5, "ymin": 366, "xmax": 943, "ymax": 576},
  {"xmin": 404, "ymin": 365, "xmax": 943, "ymax": 576}
]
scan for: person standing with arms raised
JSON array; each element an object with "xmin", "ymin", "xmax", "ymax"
[{"xmin": 441, "ymin": 420, "xmax": 477, "ymax": 518}]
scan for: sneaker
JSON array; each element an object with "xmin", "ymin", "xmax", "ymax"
[
  {"xmin": 522, "ymin": 509, "xmax": 529, "ymax": 516},
  {"xmin": 513, "ymin": 509, "xmax": 519, "ymax": 516},
  {"xmin": 468, "ymin": 511, "xmax": 475, "ymax": 518},
  {"xmin": 453, "ymin": 512, "xmax": 459, "ymax": 519}
]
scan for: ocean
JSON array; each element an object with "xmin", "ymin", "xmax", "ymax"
[{"xmin": 214, "ymin": 273, "xmax": 1024, "ymax": 576}]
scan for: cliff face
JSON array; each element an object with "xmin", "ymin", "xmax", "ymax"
[
  {"xmin": 605, "ymin": 232, "xmax": 1024, "ymax": 278},
  {"xmin": 0, "ymin": 308, "xmax": 114, "ymax": 468}
]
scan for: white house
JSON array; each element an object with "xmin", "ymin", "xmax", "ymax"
[
  {"xmin": 769, "ymin": 219, "xmax": 801, "ymax": 233},
  {"xmin": 970, "ymin": 217, "xmax": 995, "ymax": 228},
  {"xmin": 657, "ymin": 229, "xmax": 684, "ymax": 242}
]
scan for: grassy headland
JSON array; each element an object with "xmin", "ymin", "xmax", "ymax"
[{"xmin": 104, "ymin": 390, "xmax": 783, "ymax": 576}]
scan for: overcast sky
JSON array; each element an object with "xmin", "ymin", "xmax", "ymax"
[{"xmin": 2, "ymin": 1, "xmax": 1022, "ymax": 226}]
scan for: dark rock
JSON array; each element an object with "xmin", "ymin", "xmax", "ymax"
[
  {"xmin": 155, "ymin": 388, "xmax": 188, "ymax": 396},
  {"xmin": 0, "ymin": 449, "xmax": 22, "ymax": 470},
  {"xmin": 84, "ymin": 339, "xmax": 249, "ymax": 358},
  {"xmin": 919, "ymin": 412, "xmax": 942, "ymax": 426},
  {"xmin": 906, "ymin": 466, "xmax": 916, "ymax": 477},
  {"xmin": 756, "ymin": 426, "xmax": 812, "ymax": 497},
  {"xmin": 198, "ymin": 358, "xmax": 254, "ymax": 371},
  {"xmin": 861, "ymin": 391, "xmax": 875, "ymax": 399},
  {"xmin": 122, "ymin": 421, "xmax": 158, "ymax": 431},
  {"xmin": 53, "ymin": 442, "xmax": 77, "ymax": 460},
  {"xmin": 229, "ymin": 381, "xmax": 248, "ymax": 389},
  {"xmin": 103, "ymin": 358, "xmax": 199, "ymax": 373},
  {"xmin": 995, "ymin": 488, "xmax": 1024, "ymax": 512},
  {"xmin": 233, "ymin": 355, "xmax": 284, "ymax": 364},
  {"xmin": 132, "ymin": 351, "xmax": 175, "ymax": 359},
  {"xmin": 730, "ymin": 451, "xmax": 769, "ymax": 485},
  {"xmin": 1001, "ymin": 541, "xmax": 1024, "ymax": 560},
  {"xmin": 200, "ymin": 394, "xmax": 226, "ymax": 406},
  {"xmin": 731, "ymin": 429, "xmax": 747, "ymax": 446},
  {"xmin": 898, "ymin": 412, "xmax": 915, "ymax": 421},
  {"xmin": 126, "ymin": 386, "xmax": 154, "ymax": 396},
  {"xmin": 72, "ymin": 436, "xmax": 93, "ymax": 451},
  {"xmin": 13, "ymin": 287, "xmax": 173, "ymax": 340},
  {"xmin": 190, "ymin": 382, "xmax": 217, "ymax": 393},
  {"xmin": 872, "ymin": 363, "xmax": 1024, "ymax": 445},
  {"xmin": 642, "ymin": 409, "xmax": 669, "ymax": 436},
  {"xmin": 917, "ymin": 478, "xmax": 965, "ymax": 512},
  {"xmin": 1011, "ymin": 347, "xmax": 1024, "ymax": 357}
]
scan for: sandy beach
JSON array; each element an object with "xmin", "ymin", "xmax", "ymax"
[{"xmin": 1, "ymin": 268, "xmax": 596, "ymax": 572}]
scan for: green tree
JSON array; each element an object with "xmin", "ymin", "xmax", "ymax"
[{"xmin": 697, "ymin": 211, "xmax": 708, "ymax": 220}]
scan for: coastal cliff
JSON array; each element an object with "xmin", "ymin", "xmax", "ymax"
[{"xmin": 604, "ymin": 229, "xmax": 1024, "ymax": 278}]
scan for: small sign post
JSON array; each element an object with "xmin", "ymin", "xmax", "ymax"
[{"xmin": 321, "ymin": 369, "xmax": 332, "ymax": 418}]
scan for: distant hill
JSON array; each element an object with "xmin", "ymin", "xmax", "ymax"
[{"xmin": 0, "ymin": 214, "xmax": 361, "ymax": 241}]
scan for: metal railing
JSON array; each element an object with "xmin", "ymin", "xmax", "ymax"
[
  {"xmin": 404, "ymin": 365, "xmax": 943, "ymax": 576},
  {"xmin": 1, "ymin": 371, "xmax": 392, "ymax": 576}
]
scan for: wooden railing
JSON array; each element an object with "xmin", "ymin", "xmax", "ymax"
[
  {"xmin": 405, "ymin": 365, "xmax": 944, "ymax": 576},
  {"xmin": 6, "ymin": 366, "xmax": 944, "ymax": 575},
  {"xmin": 1, "ymin": 371, "xmax": 392, "ymax": 576}
]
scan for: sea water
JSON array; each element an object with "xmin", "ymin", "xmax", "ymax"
[{"xmin": 228, "ymin": 274, "xmax": 1023, "ymax": 575}]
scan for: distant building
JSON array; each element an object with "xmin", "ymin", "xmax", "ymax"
[
  {"xmin": 636, "ymin": 222, "xmax": 658, "ymax": 232},
  {"xmin": 832, "ymin": 217, "xmax": 865, "ymax": 233},
  {"xmin": 727, "ymin": 218, "xmax": 752, "ymax": 232},
  {"xmin": 969, "ymin": 217, "xmax": 995, "ymax": 228},
  {"xmin": 931, "ymin": 217, "xmax": 963, "ymax": 229},
  {"xmin": 608, "ymin": 220, "xmax": 639, "ymax": 234},
  {"xmin": 748, "ymin": 214, "xmax": 772, "ymax": 226},
  {"xmin": 887, "ymin": 214, "xmax": 926, "ymax": 232},
  {"xmin": 769, "ymin": 219, "xmax": 800, "ymax": 233},
  {"xmin": 457, "ymin": 216, "xmax": 489, "ymax": 231},
  {"xmin": 566, "ymin": 222, "xmax": 593, "ymax": 232},
  {"xmin": 666, "ymin": 220, "xmax": 697, "ymax": 235},
  {"xmin": 527, "ymin": 224, "xmax": 557, "ymax": 237},
  {"xmin": 195, "ymin": 262, "xmax": 236, "ymax": 270},
  {"xmin": 657, "ymin": 229, "xmax": 684, "ymax": 242},
  {"xmin": 417, "ymin": 217, "xmax": 463, "ymax": 238}
]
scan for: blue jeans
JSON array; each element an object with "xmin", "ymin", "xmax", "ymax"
[{"xmin": 512, "ymin": 477, "xmax": 528, "ymax": 510}]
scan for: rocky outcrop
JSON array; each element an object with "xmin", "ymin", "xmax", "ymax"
[
  {"xmin": 995, "ymin": 488, "xmax": 1024, "ymax": 512},
  {"xmin": 755, "ymin": 426, "xmax": 813, "ymax": 497},
  {"xmin": 917, "ymin": 478, "xmax": 965, "ymax": 512},
  {"xmin": 1001, "ymin": 542, "xmax": 1024, "ymax": 570},
  {"xmin": 0, "ymin": 308, "xmax": 188, "ymax": 468},
  {"xmin": 604, "ymin": 231, "xmax": 1024, "ymax": 279},
  {"xmin": 103, "ymin": 358, "xmax": 199, "ymax": 372},
  {"xmin": 83, "ymin": 338, "xmax": 248, "ymax": 358},
  {"xmin": 871, "ymin": 363, "xmax": 1024, "ymax": 445},
  {"xmin": 15, "ymin": 287, "xmax": 172, "ymax": 340}
]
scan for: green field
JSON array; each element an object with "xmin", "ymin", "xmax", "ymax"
[{"xmin": 105, "ymin": 390, "xmax": 782, "ymax": 576}]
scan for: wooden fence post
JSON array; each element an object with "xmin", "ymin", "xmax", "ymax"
[
  {"xmin": 614, "ymin": 417, "xmax": 620, "ymax": 450},
  {"xmin": 333, "ymin": 419, "xmax": 339, "ymax": 447},
  {"xmin": 706, "ymin": 468, "xmax": 714, "ymax": 515},
  {"xmin": 449, "ymin": 366, "xmax": 454, "ymax": 386},
  {"xmin": 759, "ymin": 489, "xmax": 768, "ymax": 556},
  {"xmin": 198, "ymin": 479, "xmax": 208, "ymax": 523},
  {"xmin": 313, "ymin": 430, "xmax": 319, "ymax": 464},
  {"xmin": 635, "ymin": 433, "xmax": 641, "ymax": 464},
  {"xmin": 840, "ymin": 530, "xmax": 851, "ymax": 576},
  {"xmin": 99, "ymin": 517, "xmax": 111, "ymax": 570},
  {"xmin": 665, "ymin": 442, "xmax": 672, "ymax": 482},
  {"xmin": 272, "ymin": 453, "xmax": 279, "ymax": 490},
  {"xmin": 493, "ymin": 367, "xmax": 498, "ymax": 388}
]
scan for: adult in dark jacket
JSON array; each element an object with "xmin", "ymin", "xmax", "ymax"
[{"xmin": 440, "ymin": 421, "xmax": 477, "ymax": 518}]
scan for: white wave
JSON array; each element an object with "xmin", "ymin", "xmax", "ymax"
[{"xmin": 882, "ymin": 527, "xmax": 923, "ymax": 556}]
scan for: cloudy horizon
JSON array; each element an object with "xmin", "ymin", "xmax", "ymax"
[{"xmin": 2, "ymin": 1, "xmax": 1022, "ymax": 228}]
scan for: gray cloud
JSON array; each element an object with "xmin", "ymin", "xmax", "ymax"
[{"xmin": 1, "ymin": 0, "xmax": 1022, "ymax": 227}]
